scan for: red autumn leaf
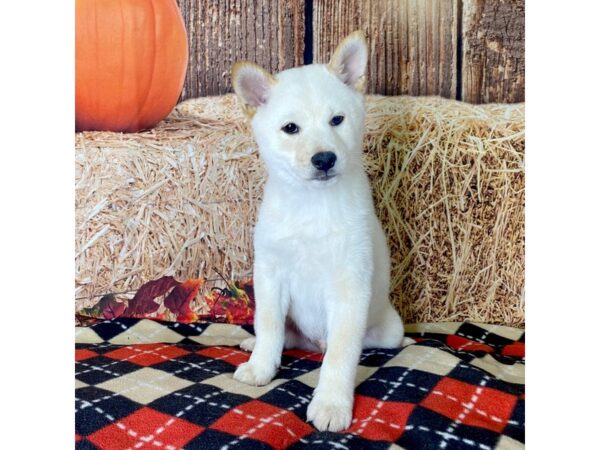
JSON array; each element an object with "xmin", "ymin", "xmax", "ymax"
[
  {"xmin": 164, "ymin": 278, "xmax": 203, "ymax": 322},
  {"xmin": 125, "ymin": 276, "xmax": 180, "ymax": 317},
  {"xmin": 99, "ymin": 294, "xmax": 126, "ymax": 319}
]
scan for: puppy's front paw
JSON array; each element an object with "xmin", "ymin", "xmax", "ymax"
[
  {"xmin": 233, "ymin": 361, "xmax": 276, "ymax": 386},
  {"xmin": 307, "ymin": 392, "xmax": 352, "ymax": 432}
]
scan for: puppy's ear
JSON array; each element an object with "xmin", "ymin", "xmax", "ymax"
[
  {"xmin": 232, "ymin": 62, "xmax": 277, "ymax": 117},
  {"xmin": 328, "ymin": 31, "xmax": 368, "ymax": 93}
]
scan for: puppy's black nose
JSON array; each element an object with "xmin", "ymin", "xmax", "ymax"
[{"xmin": 311, "ymin": 151, "xmax": 337, "ymax": 172}]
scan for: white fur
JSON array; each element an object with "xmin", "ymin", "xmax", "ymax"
[{"xmin": 231, "ymin": 31, "xmax": 408, "ymax": 432}]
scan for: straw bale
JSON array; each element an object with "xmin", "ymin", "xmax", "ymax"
[{"xmin": 75, "ymin": 94, "xmax": 524, "ymax": 326}]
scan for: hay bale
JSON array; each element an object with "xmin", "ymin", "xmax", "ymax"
[{"xmin": 75, "ymin": 94, "xmax": 524, "ymax": 326}]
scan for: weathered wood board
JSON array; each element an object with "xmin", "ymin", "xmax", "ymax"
[
  {"xmin": 312, "ymin": 0, "xmax": 459, "ymax": 97},
  {"xmin": 176, "ymin": 0, "xmax": 305, "ymax": 99},
  {"xmin": 461, "ymin": 0, "xmax": 525, "ymax": 103}
]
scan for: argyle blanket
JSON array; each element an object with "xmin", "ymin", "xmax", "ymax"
[{"xmin": 75, "ymin": 320, "xmax": 525, "ymax": 449}]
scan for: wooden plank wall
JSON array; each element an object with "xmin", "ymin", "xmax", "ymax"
[
  {"xmin": 312, "ymin": 0, "xmax": 458, "ymax": 97},
  {"xmin": 176, "ymin": 0, "xmax": 305, "ymax": 100},
  {"xmin": 175, "ymin": 0, "xmax": 524, "ymax": 103}
]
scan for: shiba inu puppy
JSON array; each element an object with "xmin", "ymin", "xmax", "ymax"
[{"xmin": 231, "ymin": 31, "xmax": 410, "ymax": 432}]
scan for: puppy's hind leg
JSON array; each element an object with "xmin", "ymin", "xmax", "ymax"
[
  {"xmin": 240, "ymin": 323, "xmax": 321, "ymax": 353},
  {"xmin": 240, "ymin": 337, "xmax": 256, "ymax": 352},
  {"xmin": 363, "ymin": 305, "xmax": 414, "ymax": 349}
]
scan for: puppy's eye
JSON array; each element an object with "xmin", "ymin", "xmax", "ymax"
[
  {"xmin": 282, "ymin": 122, "xmax": 300, "ymax": 134},
  {"xmin": 330, "ymin": 115, "xmax": 344, "ymax": 126}
]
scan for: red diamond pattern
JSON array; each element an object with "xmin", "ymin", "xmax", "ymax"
[
  {"xmin": 196, "ymin": 346, "xmax": 250, "ymax": 367},
  {"xmin": 347, "ymin": 394, "xmax": 415, "ymax": 440},
  {"xmin": 421, "ymin": 378, "xmax": 518, "ymax": 433},
  {"xmin": 103, "ymin": 343, "xmax": 190, "ymax": 366},
  {"xmin": 211, "ymin": 400, "xmax": 313, "ymax": 448},
  {"xmin": 75, "ymin": 348, "xmax": 98, "ymax": 361},
  {"xmin": 283, "ymin": 349, "xmax": 324, "ymax": 362},
  {"xmin": 446, "ymin": 335, "xmax": 494, "ymax": 353},
  {"xmin": 88, "ymin": 406, "xmax": 203, "ymax": 449}
]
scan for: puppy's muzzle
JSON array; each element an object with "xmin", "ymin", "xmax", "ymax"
[{"xmin": 311, "ymin": 151, "xmax": 337, "ymax": 172}]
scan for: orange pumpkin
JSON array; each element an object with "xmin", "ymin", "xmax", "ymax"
[{"xmin": 75, "ymin": 0, "xmax": 188, "ymax": 132}]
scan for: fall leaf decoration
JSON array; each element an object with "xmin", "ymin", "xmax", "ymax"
[
  {"xmin": 205, "ymin": 271, "xmax": 254, "ymax": 324},
  {"xmin": 164, "ymin": 279, "xmax": 203, "ymax": 322},
  {"xmin": 125, "ymin": 276, "xmax": 180, "ymax": 317},
  {"xmin": 77, "ymin": 275, "xmax": 254, "ymax": 324}
]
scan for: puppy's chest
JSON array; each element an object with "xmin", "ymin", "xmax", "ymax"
[
  {"xmin": 262, "ymin": 195, "xmax": 362, "ymax": 249},
  {"xmin": 258, "ymin": 192, "xmax": 372, "ymax": 274},
  {"xmin": 270, "ymin": 217, "xmax": 354, "ymax": 272}
]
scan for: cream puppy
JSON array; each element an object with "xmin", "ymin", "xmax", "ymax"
[{"xmin": 231, "ymin": 31, "xmax": 409, "ymax": 432}]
